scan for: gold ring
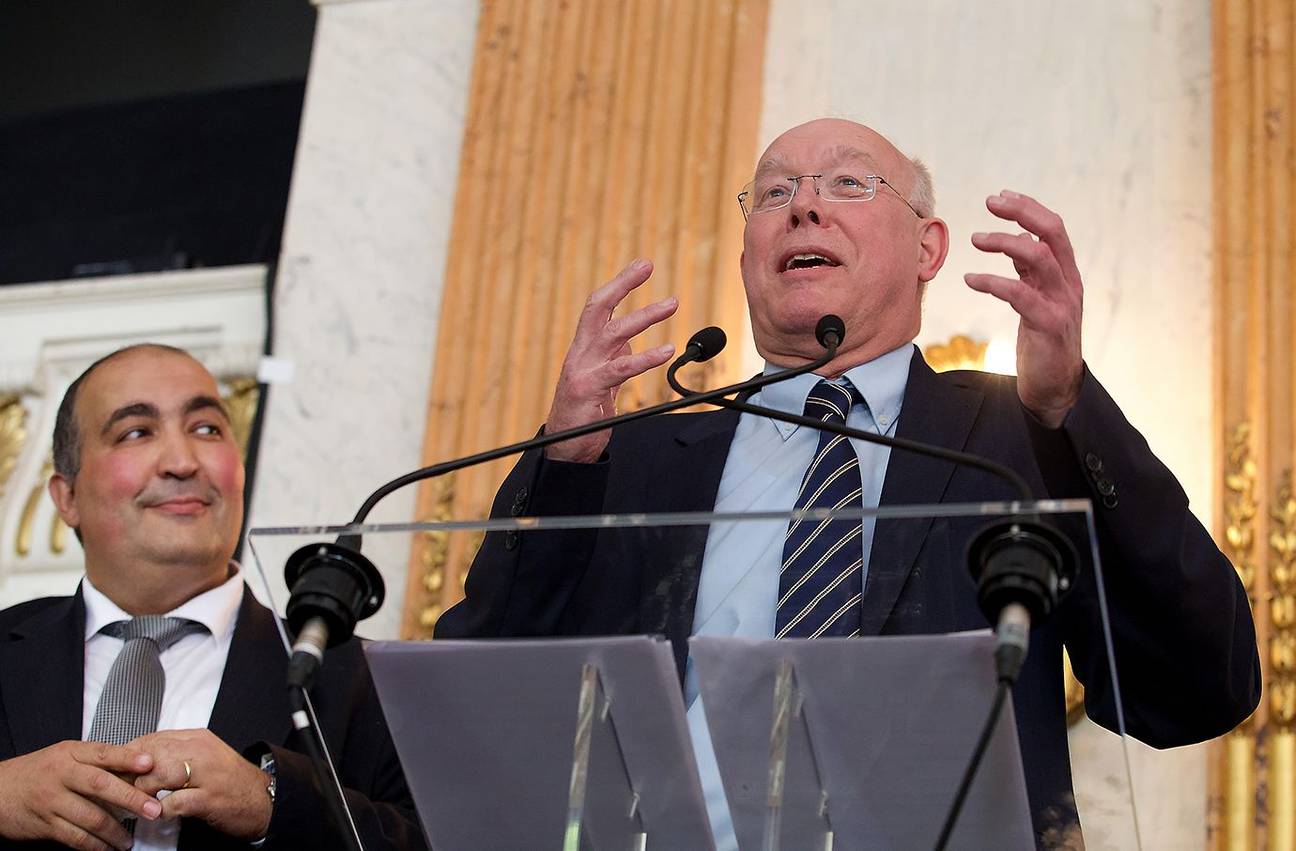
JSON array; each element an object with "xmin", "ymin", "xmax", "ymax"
[{"xmin": 181, "ymin": 760, "xmax": 192, "ymax": 790}]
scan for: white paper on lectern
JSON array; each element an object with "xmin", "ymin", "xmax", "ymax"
[
  {"xmin": 691, "ymin": 631, "xmax": 1034, "ymax": 851},
  {"xmin": 365, "ymin": 636, "xmax": 715, "ymax": 851}
]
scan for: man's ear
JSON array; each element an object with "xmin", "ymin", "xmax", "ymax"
[
  {"xmin": 48, "ymin": 474, "xmax": 80, "ymax": 529},
  {"xmin": 917, "ymin": 217, "xmax": 950, "ymax": 283}
]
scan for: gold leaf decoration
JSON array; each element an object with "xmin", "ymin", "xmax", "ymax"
[
  {"xmin": 0, "ymin": 395, "xmax": 28, "ymax": 501},
  {"xmin": 1273, "ymin": 471, "xmax": 1296, "ymax": 729},
  {"xmin": 923, "ymin": 335, "xmax": 989, "ymax": 373},
  {"xmin": 223, "ymin": 378, "xmax": 260, "ymax": 459},
  {"xmin": 1224, "ymin": 423, "xmax": 1259, "ymax": 598}
]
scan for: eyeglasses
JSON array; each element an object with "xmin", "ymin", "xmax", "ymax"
[{"xmin": 737, "ymin": 172, "xmax": 921, "ymax": 220}]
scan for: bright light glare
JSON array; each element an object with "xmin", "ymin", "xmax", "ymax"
[{"xmin": 983, "ymin": 337, "xmax": 1017, "ymax": 375}]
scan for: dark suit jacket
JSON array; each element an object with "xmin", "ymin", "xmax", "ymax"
[
  {"xmin": 0, "ymin": 586, "xmax": 426, "ymax": 850},
  {"xmin": 437, "ymin": 348, "xmax": 1260, "ymax": 846}
]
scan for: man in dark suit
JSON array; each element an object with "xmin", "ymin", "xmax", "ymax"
[
  {"xmin": 0, "ymin": 344, "xmax": 424, "ymax": 850},
  {"xmin": 437, "ymin": 118, "xmax": 1260, "ymax": 845}
]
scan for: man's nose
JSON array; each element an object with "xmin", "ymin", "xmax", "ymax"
[
  {"xmin": 158, "ymin": 431, "xmax": 200, "ymax": 477},
  {"xmin": 787, "ymin": 179, "xmax": 822, "ymax": 227}
]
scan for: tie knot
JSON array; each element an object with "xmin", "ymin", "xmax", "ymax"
[
  {"xmin": 804, "ymin": 379, "xmax": 857, "ymax": 424},
  {"xmin": 103, "ymin": 616, "xmax": 205, "ymax": 651}
]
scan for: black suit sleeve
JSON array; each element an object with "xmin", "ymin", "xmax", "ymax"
[
  {"xmin": 1028, "ymin": 368, "xmax": 1260, "ymax": 746},
  {"xmin": 435, "ymin": 443, "xmax": 611, "ymax": 639}
]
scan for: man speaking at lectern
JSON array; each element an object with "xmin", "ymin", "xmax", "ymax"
[
  {"xmin": 437, "ymin": 119, "xmax": 1260, "ymax": 844},
  {"xmin": 0, "ymin": 345, "xmax": 423, "ymax": 850}
]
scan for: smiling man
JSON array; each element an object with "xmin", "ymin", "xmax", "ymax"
[
  {"xmin": 438, "ymin": 118, "xmax": 1259, "ymax": 846},
  {"xmin": 0, "ymin": 344, "xmax": 424, "ymax": 851}
]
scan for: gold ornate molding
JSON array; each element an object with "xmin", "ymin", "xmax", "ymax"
[
  {"xmin": 223, "ymin": 378, "xmax": 260, "ymax": 459},
  {"xmin": 1224, "ymin": 423, "xmax": 1259, "ymax": 603},
  {"xmin": 0, "ymin": 395, "xmax": 27, "ymax": 501},
  {"xmin": 408, "ymin": 474, "xmax": 485, "ymax": 638},
  {"xmin": 1273, "ymin": 472, "xmax": 1296, "ymax": 728},
  {"xmin": 922, "ymin": 335, "xmax": 990, "ymax": 373}
]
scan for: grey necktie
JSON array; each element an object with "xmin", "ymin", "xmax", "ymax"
[{"xmin": 87, "ymin": 616, "xmax": 207, "ymax": 746}]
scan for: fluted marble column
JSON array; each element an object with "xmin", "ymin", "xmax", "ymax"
[{"xmin": 246, "ymin": 0, "xmax": 478, "ymax": 640}]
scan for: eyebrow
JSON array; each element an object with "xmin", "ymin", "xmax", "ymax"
[
  {"xmin": 752, "ymin": 146, "xmax": 883, "ymax": 181},
  {"xmin": 99, "ymin": 395, "xmax": 230, "ymax": 437}
]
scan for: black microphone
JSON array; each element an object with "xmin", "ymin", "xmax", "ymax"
[
  {"xmin": 968, "ymin": 522, "xmax": 1078, "ymax": 683},
  {"xmin": 683, "ymin": 325, "xmax": 727, "ymax": 363},
  {"xmin": 814, "ymin": 314, "xmax": 845, "ymax": 349},
  {"xmin": 284, "ymin": 542, "xmax": 385, "ymax": 690}
]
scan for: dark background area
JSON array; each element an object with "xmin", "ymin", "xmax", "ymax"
[{"xmin": 0, "ymin": 0, "xmax": 317, "ymax": 285}]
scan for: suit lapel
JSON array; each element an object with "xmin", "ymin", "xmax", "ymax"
[
  {"xmin": 205, "ymin": 588, "xmax": 292, "ymax": 753},
  {"xmin": 638, "ymin": 407, "xmax": 742, "ymax": 676},
  {"xmin": 0, "ymin": 593, "xmax": 86, "ymax": 753},
  {"xmin": 859, "ymin": 350, "xmax": 984, "ymax": 635}
]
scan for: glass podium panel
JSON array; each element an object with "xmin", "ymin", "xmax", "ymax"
[{"xmin": 247, "ymin": 499, "xmax": 1146, "ymax": 850}]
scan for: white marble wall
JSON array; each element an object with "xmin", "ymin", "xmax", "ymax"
[
  {"xmin": 246, "ymin": 0, "xmax": 478, "ymax": 640},
  {"xmin": 758, "ymin": 0, "xmax": 1214, "ymax": 847}
]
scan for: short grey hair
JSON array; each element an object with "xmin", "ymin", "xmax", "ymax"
[{"xmin": 908, "ymin": 156, "xmax": 935, "ymax": 218}]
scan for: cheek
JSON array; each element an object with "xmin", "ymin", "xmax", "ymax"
[
  {"xmin": 85, "ymin": 455, "xmax": 152, "ymax": 505},
  {"xmin": 207, "ymin": 448, "xmax": 246, "ymax": 495},
  {"xmin": 72, "ymin": 454, "xmax": 151, "ymax": 533}
]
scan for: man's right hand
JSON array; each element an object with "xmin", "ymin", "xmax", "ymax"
[
  {"xmin": 544, "ymin": 259, "xmax": 678, "ymax": 463},
  {"xmin": 0, "ymin": 741, "xmax": 162, "ymax": 851}
]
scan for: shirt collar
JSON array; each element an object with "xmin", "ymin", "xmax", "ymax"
[
  {"xmin": 754, "ymin": 342, "xmax": 913, "ymax": 440},
  {"xmin": 82, "ymin": 563, "xmax": 245, "ymax": 644}
]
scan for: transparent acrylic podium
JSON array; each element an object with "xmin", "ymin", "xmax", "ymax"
[{"xmin": 247, "ymin": 499, "xmax": 1143, "ymax": 851}]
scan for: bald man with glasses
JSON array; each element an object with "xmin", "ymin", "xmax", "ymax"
[{"xmin": 439, "ymin": 118, "xmax": 1259, "ymax": 847}]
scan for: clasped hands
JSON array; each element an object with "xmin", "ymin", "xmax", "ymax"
[
  {"xmin": 0, "ymin": 729, "xmax": 271, "ymax": 851},
  {"xmin": 545, "ymin": 191, "xmax": 1086, "ymax": 464}
]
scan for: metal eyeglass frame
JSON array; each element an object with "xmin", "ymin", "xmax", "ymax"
[{"xmin": 737, "ymin": 173, "xmax": 921, "ymax": 220}]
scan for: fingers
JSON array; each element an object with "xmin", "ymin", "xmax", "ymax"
[
  {"xmin": 71, "ymin": 761, "xmax": 163, "ymax": 821},
  {"xmin": 983, "ymin": 190, "xmax": 1081, "ymax": 292},
  {"xmin": 573, "ymin": 259, "xmax": 655, "ymax": 349},
  {"xmin": 156, "ymin": 787, "xmax": 199, "ymax": 821},
  {"xmin": 963, "ymin": 273, "xmax": 1049, "ymax": 322},
  {"xmin": 71, "ymin": 740, "xmax": 153, "ymax": 776},
  {"xmin": 47, "ymin": 816, "xmax": 118, "ymax": 851},
  {"xmin": 605, "ymin": 296, "xmax": 679, "ymax": 352},
  {"xmin": 50, "ymin": 795, "xmax": 135, "ymax": 851},
  {"xmin": 969, "ymin": 231, "xmax": 1059, "ymax": 281},
  {"xmin": 593, "ymin": 343, "xmax": 676, "ymax": 389}
]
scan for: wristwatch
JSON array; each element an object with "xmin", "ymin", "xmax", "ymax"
[{"xmin": 259, "ymin": 752, "xmax": 278, "ymax": 804}]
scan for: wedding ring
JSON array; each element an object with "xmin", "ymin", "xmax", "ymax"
[{"xmin": 181, "ymin": 760, "xmax": 192, "ymax": 789}]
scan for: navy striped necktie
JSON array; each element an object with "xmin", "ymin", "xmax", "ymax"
[{"xmin": 776, "ymin": 379, "xmax": 864, "ymax": 639}]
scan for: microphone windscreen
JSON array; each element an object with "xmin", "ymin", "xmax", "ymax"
[
  {"xmin": 687, "ymin": 326, "xmax": 728, "ymax": 362},
  {"xmin": 815, "ymin": 315, "xmax": 846, "ymax": 348}
]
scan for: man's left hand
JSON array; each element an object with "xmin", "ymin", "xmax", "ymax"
[
  {"xmin": 128, "ymin": 729, "xmax": 272, "ymax": 841},
  {"xmin": 965, "ymin": 190, "xmax": 1084, "ymax": 428}
]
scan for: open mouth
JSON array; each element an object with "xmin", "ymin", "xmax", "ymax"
[{"xmin": 781, "ymin": 252, "xmax": 841, "ymax": 272}]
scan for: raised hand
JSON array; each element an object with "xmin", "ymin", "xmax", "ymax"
[
  {"xmin": 0, "ymin": 740, "xmax": 161, "ymax": 850},
  {"xmin": 965, "ymin": 190, "xmax": 1084, "ymax": 429},
  {"xmin": 545, "ymin": 259, "xmax": 678, "ymax": 462}
]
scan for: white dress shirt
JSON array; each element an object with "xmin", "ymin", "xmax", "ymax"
[{"xmin": 81, "ymin": 567, "xmax": 244, "ymax": 851}]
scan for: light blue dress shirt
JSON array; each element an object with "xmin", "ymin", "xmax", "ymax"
[{"xmin": 683, "ymin": 342, "xmax": 913, "ymax": 850}]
